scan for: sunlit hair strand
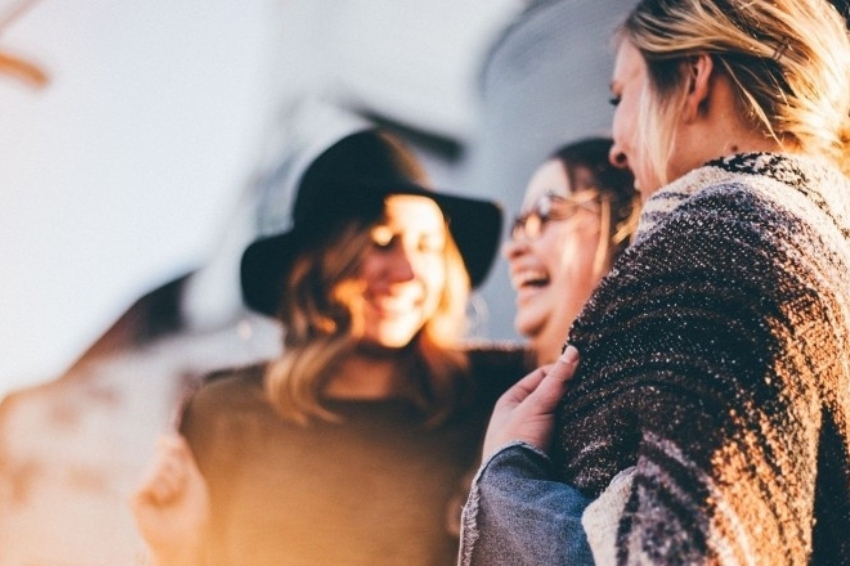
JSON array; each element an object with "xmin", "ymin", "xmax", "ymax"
[{"xmin": 619, "ymin": 0, "xmax": 850, "ymax": 180}]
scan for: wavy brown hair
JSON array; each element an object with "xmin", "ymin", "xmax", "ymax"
[{"xmin": 263, "ymin": 211, "xmax": 471, "ymax": 427}]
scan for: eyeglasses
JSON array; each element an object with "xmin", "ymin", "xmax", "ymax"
[{"xmin": 510, "ymin": 190, "xmax": 601, "ymax": 241}]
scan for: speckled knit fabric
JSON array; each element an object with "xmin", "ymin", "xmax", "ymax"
[{"xmin": 555, "ymin": 153, "xmax": 850, "ymax": 564}]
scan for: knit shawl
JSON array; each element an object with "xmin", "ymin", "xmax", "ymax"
[{"xmin": 555, "ymin": 153, "xmax": 850, "ymax": 564}]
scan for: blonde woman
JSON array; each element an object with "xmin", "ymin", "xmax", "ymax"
[
  {"xmin": 504, "ymin": 137, "xmax": 638, "ymax": 366},
  {"xmin": 462, "ymin": 0, "xmax": 850, "ymax": 564},
  {"xmin": 132, "ymin": 129, "xmax": 528, "ymax": 565}
]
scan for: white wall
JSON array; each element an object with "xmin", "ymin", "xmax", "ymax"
[{"xmin": 0, "ymin": 0, "xmax": 277, "ymax": 397}]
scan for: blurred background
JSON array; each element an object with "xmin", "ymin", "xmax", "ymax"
[
  {"xmin": 0, "ymin": 0, "xmax": 633, "ymax": 562},
  {"xmin": 0, "ymin": 0, "xmax": 628, "ymax": 398},
  {"xmin": 0, "ymin": 0, "xmax": 276, "ymax": 396}
]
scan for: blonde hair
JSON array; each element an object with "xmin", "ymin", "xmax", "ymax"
[
  {"xmin": 264, "ymin": 212, "xmax": 471, "ymax": 427},
  {"xmin": 593, "ymin": 193, "xmax": 642, "ymax": 275},
  {"xmin": 620, "ymin": 0, "xmax": 850, "ymax": 182}
]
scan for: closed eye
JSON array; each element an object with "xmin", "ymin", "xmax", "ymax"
[
  {"xmin": 371, "ymin": 226, "xmax": 395, "ymax": 249},
  {"xmin": 418, "ymin": 235, "xmax": 446, "ymax": 254}
]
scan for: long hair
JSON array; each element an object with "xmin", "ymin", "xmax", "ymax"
[
  {"xmin": 550, "ymin": 137, "xmax": 641, "ymax": 275},
  {"xmin": 620, "ymin": 0, "xmax": 850, "ymax": 182},
  {"xmin": 264, "ymin": 212, "xmax": 471, "ymax": 427}
]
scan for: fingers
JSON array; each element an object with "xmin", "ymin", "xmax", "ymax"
[
  {"xmin": 133, "ymin": 435, "xmax": 193, "ymax": 507},
  {"xmin": 130, "ymin": 433, "xmax": 211, "ymax": 562},
  {"xmin": 551, "ymin": 345, "xmax": 580, "ymax": 379},
  {"xmin": 522, "ymin": 345, "xmax": 580, "ymax": 414},
  {"xmin": 498, "ymin": 345, "xmax": 581, "ymax": 409},
  {"xmin": 497, "ymin": 364, "xmax": 553, "ymax": 407},
  {"xmin": 482, "ymin": 345, "xmax": 582, "ymax": 458}
]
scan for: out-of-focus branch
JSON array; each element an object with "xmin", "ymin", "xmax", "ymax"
[
  {"xmin": 0, "ymin": 48, "xmax": 47, "ymax": 87},
  {"xmin": 0, "ymin": 0, "xmax": 40, "ymax": 33},
  {"xmin": 0, "ymin": 0, "xmax": 48, "ymax": 88}
]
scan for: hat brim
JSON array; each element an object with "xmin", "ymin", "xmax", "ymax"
[{"xmin": 241, "ymin": 182, "xmax": 502, "ymax": 317}]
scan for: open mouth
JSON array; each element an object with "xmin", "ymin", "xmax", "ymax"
[{"xmin": 512, "ymin": 270, "xmax": 550, "ymax": 290}]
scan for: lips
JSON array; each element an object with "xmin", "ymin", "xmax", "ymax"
[
  {"xmin": 510, "ymin": 268, "xmax": 550, "ymax": 291},
  {"xmin": 366, "ymin": 291, "xmax": 423, "ymax": 316}
]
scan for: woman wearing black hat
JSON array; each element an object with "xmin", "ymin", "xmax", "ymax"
[{"xmin": 131, "ymin": 129, "xmax": 528, "ymax": 565}]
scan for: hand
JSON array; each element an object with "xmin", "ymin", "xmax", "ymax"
[
  {"xmin": 130, "ymin": 434, "xmax": 209, "ymax": 565},
  {"xmin": 482, "ymin": 345, "xmax": 580, "ymax": 460}
]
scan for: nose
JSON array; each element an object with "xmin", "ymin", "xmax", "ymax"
[
  {"xmin": 609, "ymin": 145, "xmax": 628, "ymax": 170},
  {"xmin": 385, "ymin": 244, "xmax": 416, "ymax": 283},
  {"xmin": 502, "ymin": 235, "xmax": 529, "ymax": 261}
]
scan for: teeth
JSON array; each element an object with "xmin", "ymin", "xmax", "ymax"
[
  {"xmin": 371, "ymin": 293, "xmax": 421, "ymax": 312},
  {"xmin": 513, "ymin": 270, "xmax": 549, "ymax": 288}
]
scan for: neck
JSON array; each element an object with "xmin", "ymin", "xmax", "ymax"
[
  {"xmin": 668, "ymin": 72, "xmax": 787, "ymax": 188},
  {"xmin": 673, "ymin": 127, "xmax": 785, "ymax": 185},
  {"xmin": 323, "ymin": 347, "xmax": 408, "ymax": 400},
  {"xmin": 716, "ymin": 135, "xmax": 785, "ymax": 159}
]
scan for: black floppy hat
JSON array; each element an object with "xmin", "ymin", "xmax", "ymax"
[{"xmin": 241, "ymin": 129, "xmax": 503, "ymax": 317}]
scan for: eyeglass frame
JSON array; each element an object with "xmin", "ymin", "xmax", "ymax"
[{"xmin": 509, "ymin": 189, "xmax": 603, "ymax": 242}]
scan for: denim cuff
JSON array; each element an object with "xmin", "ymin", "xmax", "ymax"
[
  {"xmin": 481, "ymin": 440, "xmax": 553, "ymax": 476},
  {"xmin": 459, "ymin": 441, "xmax": 593, "ymax": 566}
]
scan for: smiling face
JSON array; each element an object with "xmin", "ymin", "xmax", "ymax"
[
  {"xmin": 346, "ymin": 194, "xmax": 448, "ymax": 349},
  {"xmin": 504, "ymin": 160, "xmax": 605, "ymax": 364},
  {"xmin": 609, "ymin": 39, "xmax": 665, "ymax": 200}
]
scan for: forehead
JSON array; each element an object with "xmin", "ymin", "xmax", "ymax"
[
  {"xmin": 522, "ymin": 159, "xmax": 570, "ymax": 210},
  {"xmin": 381, "ymin": 194, "xmax": 445, "ymax": 229},
  {"xmin": 612, "ymin": 39, "xmax": 646, "ymax": 87}
]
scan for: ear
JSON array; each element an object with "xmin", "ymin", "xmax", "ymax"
[{"xmin": 681, "ymin": 53, "xmax": 714, "ymax": 123}]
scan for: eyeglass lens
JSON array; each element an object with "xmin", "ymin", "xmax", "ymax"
[{"xmin": 510, "ymin": 191, "xmax": 599, "ymax": 241}]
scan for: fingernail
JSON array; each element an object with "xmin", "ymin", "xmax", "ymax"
[{"xmin": 560, "ymin": 345, "xmax": 579, "ymax": 364}]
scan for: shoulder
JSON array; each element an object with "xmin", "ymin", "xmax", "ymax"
[
  {"xmin": 179, "ymin": 363, "xmax": 268, "ymax": 429},
  {"xmin": 573, "ymin": 172, "xmax": 810, "ymax": 343},
  {"xmin": 463, "ymin": 341, "xmax": 532, "ymax": 395},
  {"xmin": 641, "ymin": 154, "xmax": 843, "ymax": 250},
  {"xmin": 202, "ymin": 362, "xmax": 266, "ymax": 389},
  {"xmin": 179, "ymin": 363, "xmax": 276, "ymax": 476},
  {"xmin": 196, "ymin": 363, "xmax": 265, "ymax": 401},
  {"xmin": 465, "ymin": 341, "xmax": 530, "ymax": 370},
  {"xmin": 628, "ymin": 177, "xmax": 800, "ymax": 280},
  {"xmin": 648, "ymin": 179, "xmax": 780, "ymax": 240}
]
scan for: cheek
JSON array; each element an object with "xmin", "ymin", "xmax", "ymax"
[
  {"xmin": 356, "ymin": 253, "xmax": 379, "ymax": 283},
  {"xmin": 612, "ymin": 103, "xmax": 636, "ymax": 151},
  {"xmin": 417, "ymin": 256, "xmax": 447, "ymax": 300},
  {"xmin": 612, "ymin": 107, "xmax": 626, "ymax": 142},
  {"xmin": 533, "ymin": 232, "xmax": 564, "ymax": 270},
  {"xmin": 547, "ymin": 227, "xmax": 599, "ymax": 287}
]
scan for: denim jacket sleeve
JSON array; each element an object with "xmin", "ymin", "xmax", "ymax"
[{"xmin": 458, "ymin": 441, "xmax": 594, "ymax": 566}]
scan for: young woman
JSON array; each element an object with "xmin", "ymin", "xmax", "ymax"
[
  {"xmin": 462, "ymin": 1, "xmax": 850, "ymax": 564},
  {"xmin": 131, "ymin": 129, "xmax": 529, "ymax": 565},
  {"xmin": 504, "ymin": 137, "xmax": 638, "ymax": 366}
]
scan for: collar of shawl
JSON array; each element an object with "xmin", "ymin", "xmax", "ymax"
[{"xmin": 635, "ymin": 152, "xmax": 849, "ymax": 243}]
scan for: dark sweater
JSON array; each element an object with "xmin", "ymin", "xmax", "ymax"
[
  {"xmin": 180, "ymin": 345, "xmax": 528, "ymax": 565},
  {"xmin": 556, "ymin": 154, "xmax": 850, "ymax": 564}
]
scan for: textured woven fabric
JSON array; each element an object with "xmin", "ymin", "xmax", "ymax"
[{"xmin": 555, "ymin": 153, "xmax": 850, "ymax": 564}]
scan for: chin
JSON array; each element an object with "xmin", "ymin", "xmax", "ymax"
[
  {"xmin": 514, "ymin": 314, "xmax": 545, "ymax": 342},
  {"xmin": 365, "ymin": 327, "xmax": 422, "ymax": 349}
]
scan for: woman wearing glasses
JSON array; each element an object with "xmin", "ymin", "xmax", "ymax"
[{"xmin": 504, "ymin": 138, "xmax": 639, "ymax": 366}]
